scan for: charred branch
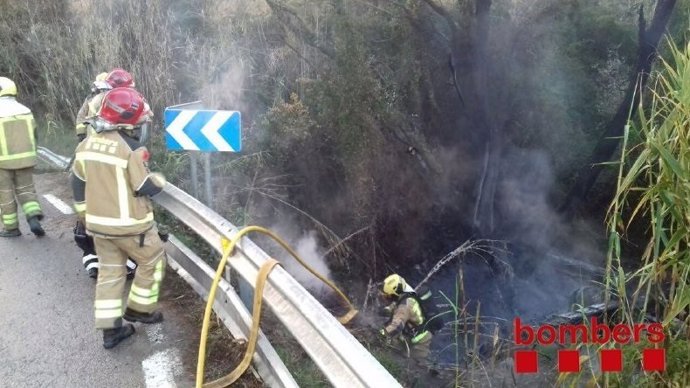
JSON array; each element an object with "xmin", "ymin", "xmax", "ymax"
[
  {"xmin": 448, "ymin": 54, "xmax": 465, "ymax": 106},
  {"xmin": 469, "ymin": 0, "xmax": 500, "ymax": 235}
]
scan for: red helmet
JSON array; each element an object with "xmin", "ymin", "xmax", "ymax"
[
  {"xmin": 99, "ymin": 87, "xmax": 145, "ymax": 125},
  {"xmin": 106, "ymin": 68, "xmax": 135, "ymax": 88}
]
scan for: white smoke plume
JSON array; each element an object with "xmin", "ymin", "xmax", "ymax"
[{"xmin": 266, "ymin": 223, "xmax": 332, "ymax": 292}]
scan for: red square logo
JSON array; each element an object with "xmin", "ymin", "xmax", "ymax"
[
  {"xmin": 558, "ymin": 349, "xmax": 580, "ymax": 372},
  {"xmin": 642, "ymin": 348, "xmax": 665, "ymax": 372},
  {"xmin": 515, "ymin": 350, "xmax": 538, "ymax": 373},
  {"xmin": 600, "ymin": 349, "xmax": 622, "ymax": 372}
]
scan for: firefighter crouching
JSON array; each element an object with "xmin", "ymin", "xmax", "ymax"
[
  {"xmin": 71, "ymin": 87, "xmax": 167, "ymax": 349},
  {"xmin": 379, "ymin": 274, "xmax": 434, "ymax": 360},
  {"xmin": 0, "ymin": 77, "xmax": 45, "ymax": 237}
]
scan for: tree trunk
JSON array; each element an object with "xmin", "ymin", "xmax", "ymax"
[
  {"xmin": 467, "ymin": 0, "xmax": 499, "ymax": 236},
  {"xmin": 559, "ymin": 0, "xmax": 677, "ymax": 214}
]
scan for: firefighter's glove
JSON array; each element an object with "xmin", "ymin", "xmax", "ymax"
[
  {"xmin": 73, "ymin": 220, "xmax": 86, "ymax": 238},
  {"xmin": 150, "ymin": 173, "xmax": 167, "ymax": 191},
  {"xmin": 73, "ymin": 221, "xmax": 94, "ymax": 253},
  {"xmin": 379, "ymin": 328, "xmax": 392, "ymax": 345},
  {"xmin": 378, "ymin": 304, "xmax": 394, "ymax": 317},
  {"xmin": 77, "ymin": 133, "xmax": 86, "ymax": 142},
  {"xmin": 157, "ymin": 224, "xmax": 170, "ymax": 242}
]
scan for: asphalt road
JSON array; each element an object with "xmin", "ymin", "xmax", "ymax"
[{"xmin": 0, "ymin": 172, "xmax": 196, "ymax": 388}]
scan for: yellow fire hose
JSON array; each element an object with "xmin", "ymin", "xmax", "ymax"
[{"xmin": 196, "ymin": 226, "xmax": 359, "ymax": 388}]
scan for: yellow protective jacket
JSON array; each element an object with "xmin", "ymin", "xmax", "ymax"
[
  {"xmin": 71, "ymin": 130, "xmax": 166, "ymax": 236},
  {"xmin": 384, "ymin": 296, "xmax": 431, "ymax": 344},
  {"xmin": 0, "ymin": 97, "xmax": 37, "ymax": 170},
  {"xmin": 75, "ymin": 92, "xmax": 106, "ymax": 137}
]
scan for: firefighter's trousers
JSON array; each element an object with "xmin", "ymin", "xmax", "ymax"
[
  {"xmin": 75, "ymin": 221, "xmax": 137, "ymax": 274},
  {"xmin": 93, "ymin": 227, "xmax": 166, "ymax": 329},
  {"xmin": 0, "ymin": 167, "xmax": 42, "ymax": 231}
]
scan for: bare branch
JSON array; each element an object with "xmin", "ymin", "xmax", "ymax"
[
  {"xmin": 264, "ymin": 0, "xmax": 336, "ymax": 59},
  {"xmin": 282, "ymin": 39, "xmax": 318, "ymax": 70},
  {"xmin": 323, "ymin": 224, "xmax": 372, "ymax": 257},
  {"xmin": 388, "ymin": 0, "xmax": 449, "ymax": 42}
]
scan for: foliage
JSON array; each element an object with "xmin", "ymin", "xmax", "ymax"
[
  {"xmin": 0, "ymin": 0, "xmax": 667, "ymax": 273},
  {"xmin": 605, "ymin": 37, "xmax": 690, "ymax": 386}
]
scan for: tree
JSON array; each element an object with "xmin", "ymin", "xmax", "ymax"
[{"xmin": 560, "ymin": 0, "xmax": 677, "ymax": 214}]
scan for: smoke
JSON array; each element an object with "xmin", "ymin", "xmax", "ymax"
[
  {"xmin": 497, "ymin": 148, "xmax": 558, "ymax": 253},
  {"xmin": 264, "ymin": 221, "xmax": 332, "ymax": 293},
  {"xmin": 198, "ymin": 60, "xmax": 247, "ymax": 112},
  {"xmin": 494, "ymin": 147, "xmax": 605, "ymax": 321}
]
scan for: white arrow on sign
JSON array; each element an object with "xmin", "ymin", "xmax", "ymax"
[
  {"xmin": 200, "ymin": 111, "xmax": 235, "ymax": 152},
  {"xmin": 166, "ymin": 110, "xmax": 199, "ymax": 151}
]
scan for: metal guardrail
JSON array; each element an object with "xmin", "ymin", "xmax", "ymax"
[
  {"xmin": 165, "ymin": 235, "xmax": 298, "ymax": 387},
  {"xmin": 38, "ymin": 148, "xmax": 402, "ymax": 387},
  {"xmin": 37, "ymin": 146, "xmax": 71, "ymax": 167},
  {"xmin": 36, "ymin": 148, "xmax": 297, "ymax": 387},
  {"xmin": 156, "ymin": 184, "xmax": 402, "ymax": 388}
]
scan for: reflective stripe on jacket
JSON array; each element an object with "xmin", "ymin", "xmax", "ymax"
[
  {"xmin": 0, "ymin": 98, "xmax": 36, "ymax": 170},
  {"xmin": 72, "ymin": 130, "xmax": 162, "ymax": 236}
]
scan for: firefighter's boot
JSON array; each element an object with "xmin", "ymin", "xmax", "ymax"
[
  {"xmin": 103, "ymin": 324, "xmax": 135, "ymax": 349},
  {"xmin": 0, "ymin": 228, "xmax": 20, "ymax": 237},
  {"xmin": 28, "ymin": 216, "xmax": 45, "ymax": 237},
  {"xmin": 123, "ymin": 308, "xmax": 163, "ymax": 324}
]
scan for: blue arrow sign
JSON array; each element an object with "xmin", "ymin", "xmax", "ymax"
[{"xmin": 164, "ymin": 108, "xmax": 242, "ymax": 152}]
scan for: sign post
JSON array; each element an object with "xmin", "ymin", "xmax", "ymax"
[
  {"xmin": 164, "ymin": 102, "xmax": 249, "ymax": 308},
  {"xmin": 164, "ymin": 102, "xmax": 242, "ymax": 206}
]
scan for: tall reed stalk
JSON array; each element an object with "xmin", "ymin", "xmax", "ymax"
[{"xmin": 605, "ymin": 37, "xmax": 690, "ymax": 386}]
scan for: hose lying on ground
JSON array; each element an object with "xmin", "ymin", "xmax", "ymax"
[{"xmin": 196, "ymin": 225, "xmax": 359, "ymax": 388}]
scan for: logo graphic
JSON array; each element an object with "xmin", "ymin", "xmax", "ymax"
[{"xmin": 513, "ymin": 317, "xmax": 665, "ymax": 373}]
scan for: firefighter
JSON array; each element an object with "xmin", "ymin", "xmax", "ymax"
[
  {"xmin": 74, "ymin": 72, "xmax": 113, "ymax": 278},
  {"xmin": 75, "ymin": 68, "xmax": 144, "ymax": 140},
  {"xmin": 75, "ymin": 72, "xmax": 110, "ymax": 141},
  {"xmin": 0, "ymin": 77, "xmax": 45, "ymax": 237},
  {"xmin": 74, "ymin": 69, "xmax": 144, "ymax": 279},
  {"xmin": 379, "ymin": 274, "xmax": 433, "ymax": 360},
  {"xmin": 71, "ymin": 87, "xmax": 167, "ymax": 349}
]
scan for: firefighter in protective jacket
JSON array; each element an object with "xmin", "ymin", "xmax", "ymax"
[
  {"xmin": 71, "ymin": 87, "xmax": 167, "ymax": 349},
  {"xmin": 379, "ymin": 274, "xmax": 433, "ymax": 360},
  {"xmin": 75, "ymin": 72, "xmax": 110, "ymax": 141},
  {"xmin": 0, "ymin": 77, "xmax": 44, "ymax": 237},
  {"xmin": 74, "ymin": 69, "xmax": 144, "ymax": 279}
]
